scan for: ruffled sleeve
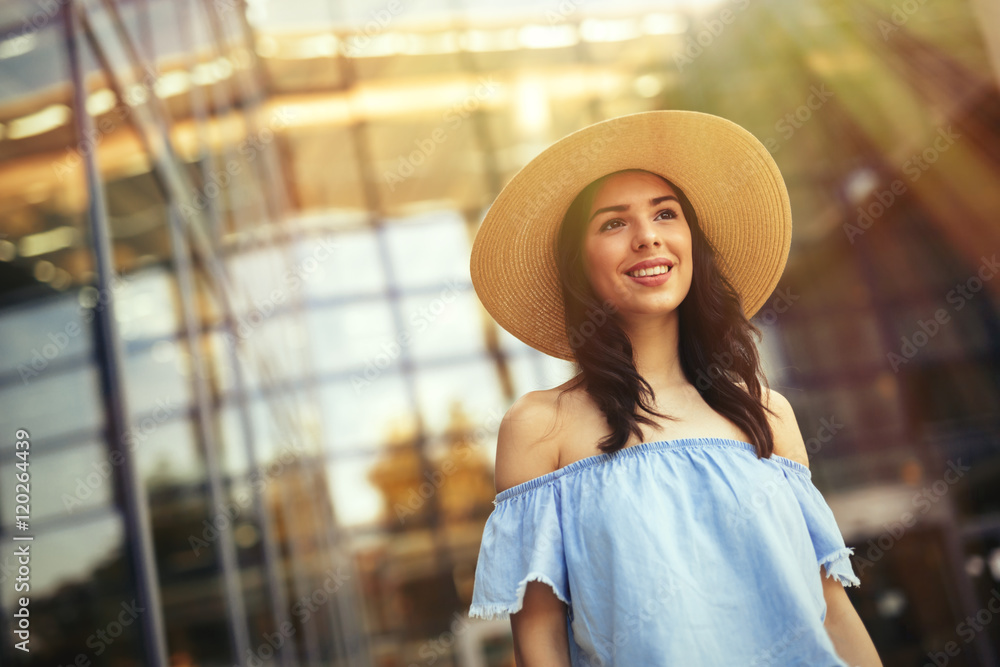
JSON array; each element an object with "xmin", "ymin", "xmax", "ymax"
[
  {"xmin": 783, "ymin": 468, "xmax": 861, "ymax": 588},
  {"xmin": 468, "ymin": 482, "xmax": 571, "ymax": 620}
]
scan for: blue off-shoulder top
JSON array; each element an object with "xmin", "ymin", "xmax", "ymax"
[{"xmin": 468, "ymin": 437, "xmax": 860, "ymax": 666}]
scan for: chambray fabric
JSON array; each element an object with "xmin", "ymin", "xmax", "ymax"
[{"xmin": 468, "ymin": 437, "xmax": 860, "ymax": 667}]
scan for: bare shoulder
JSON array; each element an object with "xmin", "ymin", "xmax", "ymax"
[
  {"xmin": 763, "ymin": 388, "xmax": 810, "ymax": 470},
  {"xmin": 493, "ymin": 389, "xmax": 566, "ymax": 495}
]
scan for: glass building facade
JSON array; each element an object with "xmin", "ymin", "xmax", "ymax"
[{"xmin": 0, "ymin": 0, "xmax": 999, "ymax": 665}]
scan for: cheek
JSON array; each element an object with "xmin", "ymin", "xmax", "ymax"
[
  {"xmin": 681, "ymin": 228, "xmax": 694, "ymax": 254},
  {"xmin": 586, "ymin": 237, "xmax": 619, "ymax": 268},
  {"xmin": 582, "ymin": 253, "xmax": 614, "ymax": 298},
  {"xmin": 581, "ymin": 250, "xmax": 592, "ymax": 282},
  {"xmin": 583, "ymin": 244, "xmax": 605, "ymax": 280},
  {"xmin": 588, "ymin": 256, "xmax": 618, "ymax": 288}
]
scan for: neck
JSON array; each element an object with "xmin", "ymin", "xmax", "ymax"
[{"xmin": 620, "ymin": 310, "xmax": 688, "ymax": 390}]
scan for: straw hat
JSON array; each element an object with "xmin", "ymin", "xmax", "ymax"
[{"xmin": 469, "ymin": 110, "xmax": 792, "ymax": 362}]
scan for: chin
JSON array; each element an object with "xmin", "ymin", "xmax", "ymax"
[
  {"xmin": 619, "ymin": 299, "xmax": 681, "ymax": 315},
  {"xmin": 604, "ymin": 285, "xmax": 681, "ymax": 309}
]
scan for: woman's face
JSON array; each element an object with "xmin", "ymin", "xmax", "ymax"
[{"xmin": 582, "ymin": 170, "xmax": 694, "ymax": 319}]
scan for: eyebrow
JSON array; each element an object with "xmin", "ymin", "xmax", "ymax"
[{"xmin": 589, "ymin": 195, "xmax": 680, "ymax": 224}]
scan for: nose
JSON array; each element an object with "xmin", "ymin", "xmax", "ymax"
[{"xmin": 632, "ymin": 219, "xmax": 662, "ymax": 250}]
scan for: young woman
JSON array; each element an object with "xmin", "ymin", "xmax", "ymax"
[{"xmin": 467, "ymin": 110, "xmax": 882, "ymax": 666}]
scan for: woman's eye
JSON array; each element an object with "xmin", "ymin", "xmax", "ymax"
[{"xmin": 598, "ymin": 208, "xmax": 677, "ymax": 232}]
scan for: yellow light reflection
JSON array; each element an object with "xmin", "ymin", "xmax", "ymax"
[
  {"xmin": 19, "ymin": 225, "xmax": 80, "ymax": 257},
  {"xmin": 580, "ymin": 18, "xmax": 641, "ymax": 42},
  {"xmin": 7, "ymin": 104, "xmax": 71, "ymax": 140},
  {"xmin": 517, "ymin": 24, "xmax": 579, "ymax": 49},
  {"xmin": 0, "ymin": 33, "xmax": 36, "ymax": 60},
  {"xmin": 154, "ymin": 70, "xmax": 192, "ymax": 98},
  {"xmin": 641, "ymin": 13, "xmax": 688, "ymax": 35},
  {"xmin": 514, "ymin": 76, "xmax": 550, "ymax": 136},
  {"xmin": 86, "ymin": 89, "xmax": 117, "ymax": 116}
]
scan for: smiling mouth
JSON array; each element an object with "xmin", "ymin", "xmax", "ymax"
[{"xmin": 625, "ymin": 265, "xmax": 672, "ymax": 278}]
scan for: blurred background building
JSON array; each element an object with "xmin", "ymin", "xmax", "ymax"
[{"xmin": 0, "ymin": 0, "xmax": 998, "ymax": 665}]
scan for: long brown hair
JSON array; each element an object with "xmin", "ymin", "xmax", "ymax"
[{"xmin": 553, "ymin": 168, "xmax": 777, "ymax": 459}]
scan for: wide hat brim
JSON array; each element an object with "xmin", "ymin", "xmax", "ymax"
[{"xmin": 470, "ymin": 110, "xmax": 792, "ymax": 362}]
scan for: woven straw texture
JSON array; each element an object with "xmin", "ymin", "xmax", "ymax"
[{"xmin": 470, "ymin": 110, "xmax": 792, "ymax": 362}]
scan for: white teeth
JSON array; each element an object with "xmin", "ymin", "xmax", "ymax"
[{"xmin": 627, "ymin": 265, "xmax": 670, "ymax": 277}]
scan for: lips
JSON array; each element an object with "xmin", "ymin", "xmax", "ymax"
[{"xmin": 625, "ymin": 258, "xmax": 674, "ymax": 277}]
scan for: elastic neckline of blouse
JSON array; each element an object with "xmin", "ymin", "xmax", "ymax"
[{"xmin": 493, "ymin": 437, "xmax": 811, "ymax": 504}]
